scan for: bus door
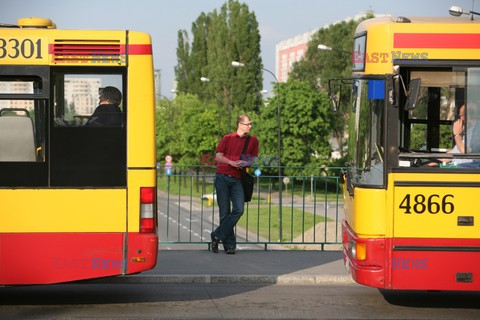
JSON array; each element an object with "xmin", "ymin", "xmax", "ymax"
[{"xmin": 392, "ymin": 66, "xmax": 480, "ymax": 290}]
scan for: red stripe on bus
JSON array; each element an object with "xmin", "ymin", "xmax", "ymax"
[
  {"xmin": 0, "ymin": 232, "xmax": 153, "ymax": 285},
  {"xmin": 48, "ymin": 44, "xmax": 152, "ymax": 55},
  {"xmin": 391, "ymin": 238, "xmax": 480, "ymax": 291},
  {"xmin": 120, "ymin": 44, "xmax": 153, "ymax": 55},
  {"xmin": 343, "ymin": 221, "xmax": 480, "ymax": 290},
  {"xmin": 0, "ymin": 233, "xmax": 125, "ymax": 285},
  {"xmin": 394, "ymin": 33, "xmax": 480, "ymax": 49}
]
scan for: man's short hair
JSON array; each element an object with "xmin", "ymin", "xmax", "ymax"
[
  {"xmin": 99, "ymin": 86, "xmax": 122, "ymax": 105},
  {"xmin": 237, "ymin": 114, "xmax": 250, "ymax": 125}
]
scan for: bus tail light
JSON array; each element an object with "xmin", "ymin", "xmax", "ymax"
[
  {"xmin": 350, "ymin": 240, "xmax": 367, "ymax": 261},
  {"xmin": 355, "ymin": 242, "xmax": 367, "ymax": 261},
  {"xmin": 140, "ymin": 187, "xmax": 157, "ymax": 234}
]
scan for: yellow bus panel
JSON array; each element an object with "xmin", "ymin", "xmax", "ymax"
[
  {"xmin": 346, "ymin": 187, "xmax": 386, "ymax": 238},
  {"xmin": 392, "ymin": 173, "xmax": 480, "ymax": 239},
  {"xmin": 127, "ymin": 32, "xmax": 156, "ymax": 168},
  {"xmin": 0, "ymin": 29, "xmax": 127, "ymax": 66},
  {"xmin": 0, "ymin": 189, "xmax": 126, "ymax": 233},
  {"xmin": 357, "ymin": 17, "xmax": 480, "ymax": 76}
]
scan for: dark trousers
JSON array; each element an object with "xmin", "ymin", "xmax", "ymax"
[{"xmin": 213, "ymin": 174, "xmax": 244, "ymax": 250}]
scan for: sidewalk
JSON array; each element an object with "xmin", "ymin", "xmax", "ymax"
[{"xmin": 97, "ymin": 250, "xmax": 354, "ymax": 285}]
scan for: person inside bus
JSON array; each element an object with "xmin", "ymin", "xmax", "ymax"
[
  {"xmin": 441, "ymin": 103, "xmax": 480, "ymax": 167},
  {"xmin": 428, "ymin": 104, "xmax": 468, "ymax": 166},
  {"xmin": 448, "ymin": 104, "xmax": 469, "ymax": 165},
  {"xmin": 85, "ymin": 86, "xmax": 123, "ymax": 127},
  {"xmin": 456, "ymin": 102, "xmax": 480, "ymax": 167}
]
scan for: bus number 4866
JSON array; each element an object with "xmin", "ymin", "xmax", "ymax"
[{"xmin": 399, "ymin": 194, "xmax": 454, "ymax": 214}]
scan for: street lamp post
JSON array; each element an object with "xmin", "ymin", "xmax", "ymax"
[{"xmin": 231, "ymin": 60, "xmax": 283, "ymax": 241}]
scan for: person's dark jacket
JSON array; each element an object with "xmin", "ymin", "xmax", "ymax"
[{"xmin": 85, "ymin": 104, "xmax": 123, "ymax": 127}]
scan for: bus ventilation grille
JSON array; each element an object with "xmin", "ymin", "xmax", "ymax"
[{"xmin": 50, "ymin": 39, "xmax": 124, "ymax": 64}]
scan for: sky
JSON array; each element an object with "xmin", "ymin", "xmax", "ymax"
[{"xmin": 0, "ymin": 0, "xmax": 476, "ymax": 97}]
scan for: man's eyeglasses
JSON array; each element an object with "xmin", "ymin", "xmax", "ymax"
[{"xmin": 241, "ymin": 122, "xmax": 253, "ymax": 126}]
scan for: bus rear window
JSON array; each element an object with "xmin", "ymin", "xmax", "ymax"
[
  {"xmin": 0, "ymin": 81, "xmax": 34, "ymax": 94},
  {"xmin": 54, "ymin": 74, "xmax": 124, "ymax": 127},
  {"xmin": 0, "ymin": 101, "xmax": 46, "ymax": 162},
  {"xmin": 50, "ymin": 69, "xmax": 126, "ymax": 187}
]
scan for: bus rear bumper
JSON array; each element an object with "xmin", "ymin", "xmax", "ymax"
[
  {"xmin": 0, "ymin": 232, "xmax": 158, "ymax": 285},
  {"xmin": 343, "ymin": 221, "xmax": 480, "ymax": 290},
  {"xmin": 342, "ymin": 220, "xmax": 386, "ymax": 288},
  {"xmin": 126, "ymin": 232, "xmax": 158, "ymax": 274}
]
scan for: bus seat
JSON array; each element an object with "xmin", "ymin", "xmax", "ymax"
[{"xmin": 0, "ymin": 112, "xmax": 36, "ymax": 161}]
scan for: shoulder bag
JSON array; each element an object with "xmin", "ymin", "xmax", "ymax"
[{"xmin": 241, "ymin": 136, "xmax": 254, "ymax": 202}]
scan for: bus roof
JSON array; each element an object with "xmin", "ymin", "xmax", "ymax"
[
  {"xmin": 354, "ymin": 16, "xmax": 480, "ymax": 75},
  {"xmin": 356, "ymin": 16, "xmax": 480, "ymax": 35}
]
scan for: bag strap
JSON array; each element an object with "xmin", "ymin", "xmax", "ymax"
[
  {"xmin": 241, "ymin": 135, "xmax": 251, "ymax": 157},
  {"xmin": 241, "ymin": 135, "xmax": 251, "ymax": 173}
]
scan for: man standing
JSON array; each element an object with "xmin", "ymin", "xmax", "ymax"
[
  {"xmin": 85, "ymin": 86, "xmax": 123, "ymax": 127},
  {"xmin": 211, "ymin": 114, "xmax": 259, "ymax": 254}
]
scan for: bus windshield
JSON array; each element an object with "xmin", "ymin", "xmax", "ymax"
[{"xmin": 348, "ymin": 78, "xmax": 385, "ymax": 186}]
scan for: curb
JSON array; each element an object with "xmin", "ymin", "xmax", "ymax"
[{"xmin": 88, "ymin": 274, "xmax": 354, "ymax": 285}]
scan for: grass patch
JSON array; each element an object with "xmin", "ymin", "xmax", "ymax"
[
  {"xmin": 157, "ymin": 175, "xmax": 214, "ymax": 199},
  {"xmin": 158, "ymin": 175, "xmax": 342, "ymax": 203},
  {"xmin": 237, "ymin": 206, "xmax": 331, "ymax": 242}
]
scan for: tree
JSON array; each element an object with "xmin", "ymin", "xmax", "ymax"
[
  {"xmin": 289, "ymin": 13, "xmax": 374, "ymax": 161},
  {"xmin": 256, "ymin": 80, "xmax": 332, "ymax": 176},
  {"xmin": 156, "ymin": 98, "xmax": 181, "ymax": 162},
  {"xmin": 175, "ymin": 0, "xmax": 262, "ymax": 118},
  {"xmin": 189, "ymin": 13, "xmax": 210, "ymax": 95},
  {"xmin": 156, "ymin": 94, "xmax": 218, "ymax": 166},
  {"xmin": 174, "ymin": 30, "xmax": 192, "ymax": 93}
]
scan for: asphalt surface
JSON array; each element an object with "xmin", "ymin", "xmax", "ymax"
[{"xmin": 92, "ymin": 249, "xmax": 352, "ymax": 285}]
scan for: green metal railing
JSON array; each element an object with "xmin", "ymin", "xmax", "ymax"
[{"xmin": 157, "ymin": 166, "xmax": 344, "ymax": 250}]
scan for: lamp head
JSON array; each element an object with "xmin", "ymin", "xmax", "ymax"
[
  {"xmin": 231, "ymin": 61, "xmax": 245, "ymax": 68},
  {"xmin": 317, "ymin": 44, "xmax": 333, "ymax": 51},
  {"xmin": 449, "ymin": 5, "xmax": 469, "ymax": 16}
]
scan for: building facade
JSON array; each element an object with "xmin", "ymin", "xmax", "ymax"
[
  {"xmin": 275, "ymin": 29, "xmax": 318, "ymax": 83},
  {"xmin": 275, "ymin": 11, "xmax": 380, "ymax": 83}
]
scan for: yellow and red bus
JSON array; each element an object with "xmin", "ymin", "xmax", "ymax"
[
  {"xmin": 332, "ymin": 15, "xmax": 480, "ymax": 290},
  {"xmin": 0, "ymin": 17, "xmax": 157, "ymax": 285}
]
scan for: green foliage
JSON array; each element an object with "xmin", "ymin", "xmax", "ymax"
[
  {"xmin": 156, "ymin": 94, "xmax": 218, "ymax": 165},
  {"xmin": 256, "ymin": 80, "xmax": 332, "ymax": 176},
  {"xmin": 168, "ymin": 3, "xmax": 373, "ymax": 170},
  {"xmin": 174, "ymin": 30, "xmax": 192, "ymax": 94},
  {"xmin": 175, "ymin": 0, "xmax": 262, "ymax": 117},
  {"xmin": 289, "ymin": 13, "xmax": 373, "ymax": 162}
]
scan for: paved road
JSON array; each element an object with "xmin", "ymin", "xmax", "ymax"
[
  {"xmin": 2, "ymin": 283, "xmax": 480, "ymax": 319},
  {"xmin": 157, "ymin": 192, "xmax": 280, "ymax": 250},
  {"xmin": 156, "ymin": 190, "xmax": 343, "ymax": 250}
]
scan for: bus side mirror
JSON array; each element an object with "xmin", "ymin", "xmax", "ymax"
[
  {"xmin": 330, "ymin": 91, "xmax": 340, "ymax": 112},
  {"xmin": 390, "ymin": 76, "xmax": 400, "ymax": 107},
  {"xmin": 405, "ymin": 78, "xmax": 421, "ymax": 111},
  {"xmin": 328, "ymin": 81, "xmax": 341, "ymax": 112}
]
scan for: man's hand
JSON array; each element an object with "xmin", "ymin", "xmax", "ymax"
[{"xmin": 229, "ymin": 160, "xmax": 247, "ymax": 169}]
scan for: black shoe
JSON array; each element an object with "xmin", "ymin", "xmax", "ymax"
[
  {"xmin": 210, "ymin": 232, "xmax": 219, "ymax": 253},
  {"xmin": 226, "ymin": 248, "xmax": 236, "ymax": 255}
]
